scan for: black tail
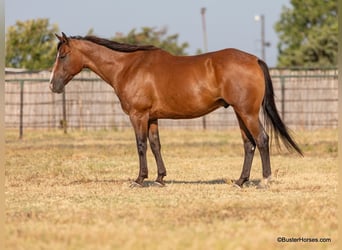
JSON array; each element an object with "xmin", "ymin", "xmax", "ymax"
[{"xmin": 258, "ymin": 59, "xmax": 303, "ymax": 156}]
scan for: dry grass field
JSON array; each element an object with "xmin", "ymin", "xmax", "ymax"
[{"xmin": 5, "ymin": 128, "xmax": 337, "ymax": 250}]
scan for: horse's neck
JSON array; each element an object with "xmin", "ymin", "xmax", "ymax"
[{"xmin": 81, "ymin": 43, "xmax": 128, "ymax": 90}]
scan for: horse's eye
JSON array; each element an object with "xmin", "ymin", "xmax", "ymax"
[{"xmin": 59, "ymin": 54, "xmax": 66, "ymax": 59}]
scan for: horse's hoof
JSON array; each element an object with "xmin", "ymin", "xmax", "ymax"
[
  {"xmin": 232, "ymin": 183, "xmax": 242, "ymax": 189},
  {"xmin": 129, "ymin": 181, "xmax": 144, "ymax": 188},
  {"xmin": 257, "ymin": 178, "xmax": 271, "ymax": 189},
  {"xmin": 230, "ymin": 179, "xmax": 243, "ymax": 189}
]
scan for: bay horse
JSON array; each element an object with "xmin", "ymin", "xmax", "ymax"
[{"xmin": 50, "ymin": 32, "xmax": 302, "ymax": 188}]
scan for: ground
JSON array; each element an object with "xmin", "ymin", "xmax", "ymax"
[{"xmin": 5, "ymin": 128, "xmax": 338, "ymax": 250}]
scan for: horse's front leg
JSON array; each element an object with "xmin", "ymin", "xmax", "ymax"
[
  {"xmin": 148, "ymin": 119, "xmax": 167, "ymax": 186},
  {"xmin": 130, "ymin": 113, "xmax": 149, "ymax": 186}
]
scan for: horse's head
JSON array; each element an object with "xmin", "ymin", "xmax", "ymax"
[{"xmin": 49, "ymin": 33, "xmax": 84, "ymax": 93}]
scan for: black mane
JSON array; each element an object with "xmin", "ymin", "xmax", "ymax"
[{"xmin": 69, "ymin": 35, "xmax": 158, "ymax": 52}]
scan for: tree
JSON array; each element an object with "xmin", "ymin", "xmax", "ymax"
[
  {"xmin": 275, "ymin": 0, "xmax": 337, "ymax": 67},
  {"xmin": 6, "ymin": 18, "xmax": 59, "ymax": 70},
  {"xmin": 113, "ymin": 27, "xmax": 189, "ymax": 55}
]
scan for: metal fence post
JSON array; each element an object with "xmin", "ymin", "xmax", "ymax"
[
  {"xmin": 202, "ymin": 116, "xmax": 207, "ymax": 130},
  {"xmin": 19, "ymin": 80, "xmax": 24, "ymax": 139},
  {"xmin": 280, "ymin": 76, "xmax": 285, "ymax": 121},
  {"xmin": 62, "ymin": 90, "xmax": 67, "ymax": 134}
]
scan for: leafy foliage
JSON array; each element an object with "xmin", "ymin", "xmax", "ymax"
[
  {"xmin": 275, "ymin": 0, "xmax": 337, "ymax": 67},
  {"xmin": 113, "ymin": 27, "xmax": 189, "ymax": 55},
  {"xmin": 5, "ymin": 18, "xmax": 59, "ymax": 70}
]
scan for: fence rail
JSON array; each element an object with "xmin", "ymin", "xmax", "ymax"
[{"xmin": 5, "ymin": 69, "xmax": 338, "ymax": 137}]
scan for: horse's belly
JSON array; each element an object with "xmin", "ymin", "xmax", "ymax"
[{"xmin": 150, "ymin": 98, "xmax": 225, "ymax": 119}]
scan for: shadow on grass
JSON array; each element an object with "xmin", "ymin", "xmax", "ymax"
[
  {"xmin": 164, "ymin": 179, "xmax": 228, "ymax": 185},
  {"xmin": 67, "ymin": 178, "xmax": 266, "ymax": 188},
  {"xmin": 67, "ymin": 178, "xmax": 129, "ymax": 185},
  {"xmin": 67, "ymin": 178, "xmax": 229, "ymax": 186},
  {"xmin": 165, "ymin": 179, "xmax": 264, "ymax": 187}
]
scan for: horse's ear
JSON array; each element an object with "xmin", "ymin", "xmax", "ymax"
[
  {"xmin": 61, "ymin": 32, "xmax": 68, "ymax": 42},
  {"xmin": 55, "ymin": 32, "xmax": 69, "ymax": 44},
  {"xmin": 55, "ymin": 33, "xmax": 63, "ymax": 41}
]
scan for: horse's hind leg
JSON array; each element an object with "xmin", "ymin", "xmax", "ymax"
[
  {"xmin": 255, "ymin": 120, "xmax": 272, "ymax": 188},
  {"xmin": 234, "ymin": 110, "xmax": 271, "ymax": 188},
  {"xmin": 234, "ymin": 113, "xmax": 256, "ymax": 187},
  {"xmin": 148, "ymin": 119, "xmax": 167, "ymax": 186}
]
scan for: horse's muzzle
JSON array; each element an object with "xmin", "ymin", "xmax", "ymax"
[{"xmin": 49, "ymin": 81, "xmax": 65, "ymax": 93}]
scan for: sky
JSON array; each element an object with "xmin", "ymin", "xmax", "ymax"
[{"xmin": 5, "ymin": 0, "xmax": 291, "ymax": 67}]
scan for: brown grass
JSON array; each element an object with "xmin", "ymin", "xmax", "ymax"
[{"xmin": 5, "ymin": 128, "xmax": 337, "ymax": 250}]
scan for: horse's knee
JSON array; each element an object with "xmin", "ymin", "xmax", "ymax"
[
  {"xmin": 244, "ymin": 140, "xmax": 256, "ymax": 154},
  {"xmin": 137, "ymin": 140, "xmax": 147, "ymax": 156},
  {"xmin": 149, "ymin": 139, "xmax": 160, "ymax": 151},
  {"xmin": 149, "ymin": 132, "xmax": 162, "ymax": 152}
]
